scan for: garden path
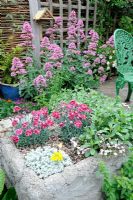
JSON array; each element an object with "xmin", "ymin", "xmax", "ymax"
[{"xmin": 99, "ymin": 77, "xmax": 133, "ymax": 105}]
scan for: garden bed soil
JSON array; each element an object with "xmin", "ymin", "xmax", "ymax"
[{"xmin": 0, "ymin": 137, "xmax": 126, "ymax": 200}]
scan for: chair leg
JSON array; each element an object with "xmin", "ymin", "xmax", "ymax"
[
  {"xmin": 116, "ymin": 83, "xmax": 120, "ymax": 96},
  {"xmin": 116, "ymin": 87, "xmax": 120, "ymax": 96},
  {"xmin": 125, "ymin": 83, "xmax": 132, "ymax": 102}
]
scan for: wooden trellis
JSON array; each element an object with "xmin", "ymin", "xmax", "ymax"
[
  {"xmin": 0, "ymin": 0, "xmax": 97, "ymax": 57},
  {"xmin": 29, "ymin": 0, "xmax": 97, "ymax": 58}
]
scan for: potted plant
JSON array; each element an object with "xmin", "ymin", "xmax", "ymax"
[{"xmin": 0, "ymin": 41, "xmax": 23, "ymax": 100}]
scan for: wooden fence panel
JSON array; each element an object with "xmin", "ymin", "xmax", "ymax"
[
  {"xmin": 0, "ymin": 0, "xmax": 30, "ymax": 50},
  {"xmin": 0, "ymin": 0, "xmax": 97, "ymax": 51}
]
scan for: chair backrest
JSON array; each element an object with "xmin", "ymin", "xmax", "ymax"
[{"xmin": 114, "ymin": 29, "xmax": 133, "ymax": 74}]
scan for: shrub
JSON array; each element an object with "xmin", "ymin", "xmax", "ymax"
[
  {"xmin": 11, "ymin": 11, "xmax": 116, "ymax": 99},
  {"xmin": 0, "ymin": 99, "xmax": 15, "ymax": 119},
  {"xmin": 51, "ymin": 100, "xmax": 92, "ymax": 142},
  {"xmin": 11, "ymin": 100, "xmax": 92, "ymax": 147},
  {"xmin": 36, "ymin": 87, "xmax": 133, "ymax": 156},
  {"xmin": 99, "ymin": 150, "xmax": 133, "ymax": 200},
  {"xmin": 11, "ymin": 107, "xmax": 50, "ymax": 147},
  {"xmin": 79, "ymin": 90, "xmax": 133, "ymax": 156},
  {"xmin": 0, "ymin": 168, "xmax": 17, "ymax": 200}
]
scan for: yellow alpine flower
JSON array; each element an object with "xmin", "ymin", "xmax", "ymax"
[{"xmin": 50, "ymin": 151, "xmax": 63, "ymax": 162}]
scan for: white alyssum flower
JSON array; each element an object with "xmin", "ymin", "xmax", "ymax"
[
  {"xmin": 112, "ymin": 60, "xmax": 117, "ymax": 68},
  {"xmin": 107, "ymin": 61, "xmax": 110, "ymax": 65},
  {"xmin": 109, "ymin": 56, "xmax": 112, "ymax": 59},
  {"xmin": 99, "ymin": 54, "xmax": 103, "ymax": 59}
]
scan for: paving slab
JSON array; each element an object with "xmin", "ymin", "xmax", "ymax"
[{"xmin": 99, "ymin": 77, "xmax": 133, "ymax": 105}]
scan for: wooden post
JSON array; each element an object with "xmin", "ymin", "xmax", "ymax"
[
  {"xmin": 85, "ymin": 0, "xmax": 89, "ymax": 37},
  {"xmin": 68, "ymin": 0, "xmax": 72, "ymax": 15},
  {"xmin": 77, "ymin": 0, "xmax": 81, "ymax": 48},
  {"xmin": 48, "ymin": 0, "xmax": 54, "ymax": 27},
  {"xmin": 93, "ymin": 0, "xmax": 97, "ymax": 29},
  {"xmin": 28, "ymin": 0, "xmax": 41, "ymax": 63},
  {"xmin": 59, "ymin": 0, "xmax": 63, "ymax": 48}
]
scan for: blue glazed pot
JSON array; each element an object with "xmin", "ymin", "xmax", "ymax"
[{"xmin": 0, "ymin": 83, "xmax": 20, "ymax": 101}]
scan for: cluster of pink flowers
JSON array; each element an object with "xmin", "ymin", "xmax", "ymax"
[
  {"xmin": 40, "ymin": 36, "xmax": 50, "ymax": 48},
  {"xmin": 84, "ymin": 29, "xmax": 99, "ymax": 56},
  {"xmin": 38, "ymin": 36, "xmax": 63, "ymax": 89},
  {"xmin": 40, "ymin": 36, "xmax": 63, "ymax": 61},
  {"xmin": 19, "ymin": 22, "xmax": 34, "ymax": 49},
  {"xmin": 33, "ymin": 75, "xmax": 47, "ymax": 88},
  {"xmin": 67, "ymin": 10, "xmax": 85, "ymax": 51},
  {"xmin": 46, "ymin": 16, "xmax": 62, "ymax": 40},
  {"xmin": 54, "ymin": 100, "xmax": 92, "ymax": 129},
  {"xmin": 11, "ymin": 57, "xmax": 27, "ymax": 77},
  {"xmin": 106, "ymin": 35, "xmax": 114, "ymax": 47},
  {"xmin": 25, "ymin": 57, "xmax": 33, "ymax": 64},
  {"xmin": 47, "ymin": 43, "xmax": 63, "ymax": 60},
  {"xmin": 11, "ymin": 100, "xmax": 92, "ymax": 145},
  {"xmin": 11, "ymin": 13, "xmax": 115, "ymax": 91},
  {"xmin": 11, "ymin": 107, "xmax": 50, "ymax": 144}
]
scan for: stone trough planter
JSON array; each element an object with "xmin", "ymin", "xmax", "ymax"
[{"xmin": 0, "ymin": 138, "xmax": 126, "ymax": 200}]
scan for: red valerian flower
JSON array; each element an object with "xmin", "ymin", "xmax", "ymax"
[
  {"xmin": 22, "ymin": 122, "xmax": 28, "ymax": 128},
  {"xmin": 25, "ymin": 129, "xmax": 33, "ymax": 136},
  {"xmin": 11, "ymin": 135, "xmax": 19, "ymax": 143},
  {"xmin": 41, "ymin": 122, "xmax": 48, "ymax": 129},
  {"xmin": 45, "ymin": 119, "xmax": 54, "ymax": 126},
  {"xmin": 15, "ymin": 128, "xmax": 23, "ymax": 136},
  {"xmin": 40, "ymin": 107, "xmax": 48, "ymax": 116},
  {"xmin": 13, "ymin": 106, "xmax": 22, "ymax": 112},
  {"xmin": 77, "ymin": 104, "xmax": 89, "ymax": 112},
  {"xmin": 59, "ymin": 122, "xmax": 65, "ymax": 128},
  {"xmin": 52, "ymin": 111, "xmax": 60, "ymax": 119},
  {"xmin": 68, "ymin": 111, "xmax": 76, "ymax": 120},
  {"xmin": 69, "ymin": 100, "xmax": 78, "ymax": 106},
  {"xmin": 33, "ymin": 129, "xmax": 41, "ymax": 135},
  {"xmin": 12, "ymin": 118, "xmax": 19, "ymax": 126},
  {"xmin": 33, "ymin": 119, "xmax": 39, "ymax": 127},
  {"xmin": 77, "ymin": 114, "xmax": 87, "ymax": 120},
  {"xmin": 74, "ymin": 120, "xmax": 82, "ymax": 128}
]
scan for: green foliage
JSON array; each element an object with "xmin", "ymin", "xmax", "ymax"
[
  {"xmin": 0, "ymin": 169, "xmax": 5, "ymax": 195},
  {"xmin": 42, "ymin": 87, "xmax": 133, "ymax": 156},
  {"xmin": 94, "ymin": 0, "xmax": 133, "ymax": 38},
  {"xmin": 34, "ymin": 87, "xmax": 90, "ymax": 111},
  {"xmin": 79, "ymin": 90, "xmax": 133, "ymax": 156},
  {"xmin": 1, "ymin": 187, "xmax": 18, "ymax": 200},
  {"xmin": 0, "ymin": 99, "xmax": 39, "ymax": 120},
  {"xmin": 17, "ymin": 130, "xmax": 49, "ymax": 148},
  {"xmin": 99, "ymin": 151, "xmax": 133, "ymax": 200},
  {"xmin": 61, "ymin": 53, "xmax": 99, "ymax": 90},
  {"xmin": 107, "ymin": 0, "xmax": 131, "ymax": 8},
  {"xmin": 0, "ymin": 100, "xmax": 15, "ymax": 119},
  {"xmin": 119, "ymin": 16, "xmax": 133, "ymax": 33},
  {"xmin": 19, "ymin": 63, "xmax": 39, "ymax": 99},
  {"xmin": 34, "ymin": 91, "xmax": 49, "ymax": 108},
  {"xmin": 0, "ymin": 45, "xmax": 23, "ymax": 84},
  {"xmin": 0, "ymin": 168, "xmax": 17, "ymax": 200}
]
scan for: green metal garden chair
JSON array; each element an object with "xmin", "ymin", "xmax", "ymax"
[{"xmin": 114, "ymin": 29, "xmax": 133, "ymax": 101}]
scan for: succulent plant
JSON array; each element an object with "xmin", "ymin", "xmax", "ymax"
[{"xmin": 25, "ymin": 146, "xmax": 72, "ymax": 179}]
